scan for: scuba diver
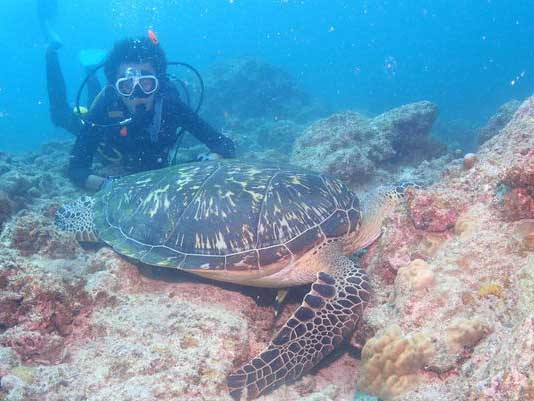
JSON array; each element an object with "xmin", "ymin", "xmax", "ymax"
[
  {"xmin": 39, "ymin": 0, "xmax": 104, "ymax": 135},
  {"xmin": 68, "ymin": 36, "xmax": 236, "ymax": 191}
]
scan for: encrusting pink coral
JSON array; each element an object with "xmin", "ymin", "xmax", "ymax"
[{"xmin": 406, "ymin": 191, "xmax": 461, "ymax": 232}]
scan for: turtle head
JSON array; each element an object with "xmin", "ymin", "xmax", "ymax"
[
  {"xmin": 55, "ymin": 196, "xmax": 99, "ymax": 242},
  {"xmin": 348, "ymin": 182, "xmax": 421, "ymax": 251}
]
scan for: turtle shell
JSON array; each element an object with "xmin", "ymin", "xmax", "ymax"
[{"xmin": 93, "ymin": 161, "xmax": 361, "ymax": 271}]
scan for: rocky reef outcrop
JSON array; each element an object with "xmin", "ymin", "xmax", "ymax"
[
  {"xmin": 291, "ymin": 101, "xmax": 447, "ymax": 188},
  {"xmin": 477, "ymin": 99, "xmax": 521, "ymax": 146},
  {"xmin": 0, "ymin": 142, "xmax": 78, "ymax": 230},
  {"xmin": 176, "ymin": 58, "xmax": 328, "ymax": 163},
  {"xmin": 202, "ymin": 57, "xmax": 327, "ymax": 127},
  {"xmin": 357, "ymin": 97, "xmax": 534, "ymax": 401}
]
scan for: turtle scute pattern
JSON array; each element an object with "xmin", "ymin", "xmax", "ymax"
[{"xmin": 93, "ymin": 161, "xmax": 360, "ymax": 271}]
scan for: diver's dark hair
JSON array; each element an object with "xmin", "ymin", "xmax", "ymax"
[{"xmin": 104, "ymin": 37, "xmax": 167, "ymax": 82}]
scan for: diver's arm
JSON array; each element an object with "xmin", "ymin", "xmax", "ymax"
[
  {"xmin": 85, "ymin": 175, "xmax": 106, "ymax": 191},
  {"xmin": 68, "ymin": 86, "xmax": 116, "ymax": 189},
  {"xmin": 68, "ymin": 126, "xmax": 103, "ymax": 190},
  {"xmin": 173, "ymin": 99, "xmax": 236, "ymax": 158}
]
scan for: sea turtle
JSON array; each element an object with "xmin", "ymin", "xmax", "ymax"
[{"xmin": 55, "ymin": 160, "xmax": 408, "ymax": 400}]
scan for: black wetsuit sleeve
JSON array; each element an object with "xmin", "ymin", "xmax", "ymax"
[
  {"xmin": 173, "ymin": 98, "xmax": 236, "ymax": 158},
  {"xmin": 67, "ymin": 87, "xmax": 111, "ymax": 187},
  {"xmin": 68, "ymin": 125, "xmax": 101, "ymax": 187},
  {"xmin": 45, "ymin": 47, "xmax": 82, "ymax": 136}
]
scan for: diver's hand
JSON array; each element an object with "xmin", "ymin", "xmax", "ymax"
[
  {"xmin": 196, "ymin": 152, "xmax": 222, "ymax": 161},
  {"xmin": 85, "ymin": 175, "xmax": 106, "ymax": 191}
]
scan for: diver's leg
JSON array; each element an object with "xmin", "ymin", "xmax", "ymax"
[
  {"xmin": 38, "ymin": 0, "xmax": 62, "ymax": 48},
  {"xmin": 45, "ymin": 46, "xmax": 81, "ymax": 135}
]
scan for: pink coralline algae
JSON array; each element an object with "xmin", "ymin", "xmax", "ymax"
[
  {"xmin": 359, "ymin": 97, "xmax": 534, "ymax": 401},
  {"xmin": 502, "ymin": 188, "xmax": 534, "ymax": 221},
  {"xmin": 8, "ymin": 212, "xmax": 80, "ymax": 258},
  {"xmin": 0, "ymin": 265, "xmax": 91, "ymax": 363},
  {"xmin": 406, "ymin": 191, "xmax": 461, "ymax": 232},
  {"xmin": 500, "ymin": 149, "xmax": 534, "ymax": 220}
]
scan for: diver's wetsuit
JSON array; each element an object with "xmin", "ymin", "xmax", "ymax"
[
  {"xmin": 46, "ymin": 46, "xmax": 101, "ymax": 135},
  {"xmin": 68, "ymin": 79, "xmax": 235, "ymax": 188}
]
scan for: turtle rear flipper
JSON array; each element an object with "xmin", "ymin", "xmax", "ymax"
[{"xmin": 227, "ymin": 256, "xmax": 370, "ymax": 400}]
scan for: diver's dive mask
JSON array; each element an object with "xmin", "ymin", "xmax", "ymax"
[{"xmin": 115, "ymin": 67, "xmax": 159, "ymax": 97}]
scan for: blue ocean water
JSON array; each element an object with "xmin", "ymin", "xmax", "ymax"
[{"xmin": 0, "ymin": 0, "xmax": 533, "ymax": 152}]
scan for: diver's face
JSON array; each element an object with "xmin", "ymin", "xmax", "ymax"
[{"xmin": 116, "ymin": 62, "xmax": 158, "ymax": 114}]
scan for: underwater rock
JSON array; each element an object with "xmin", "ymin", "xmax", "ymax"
[
  {"xmin": 181, "ymin": 58, "xmax": 327, "ymax": 163},
  {"xmin": 499, "ymin": 149, "xmax": 534, "ymax": 221},
  {"xmin": 202, "ymin": 57, "xmax": 328, "ymax": 128},
  {"xmin": 0, "ymin": 257, "xmax": 91, "ymax": 363},
  {"xmin": 292, "ymin": 111, "xmax": 379, "ymax": 184},
  {"xmin": 462, "ymin": 153, "xmax": 478, "ymax": 170},
  {"xmin": 227, "ymin": 118, "xmax": 305, "ymax": 161},
  {"xmin": 1, "ymin": 97, "xmax": 534, "ymax": 400},
  {"xmin": 7, "ymin": 212, "xmax": 80, "ymax": 258},
  {"xmin": 0, "ymin": 190, "xmax": 14, "ymax": 228},
  {"xmin": 292, "ymin": 101, "xmax": 446, "ymax": 187},
  {"xmin": 371, "ymin": 101, "xmax": 443, "ymax": 163},
  {"xmin": 502, "ymin": 188, "xmax": 534, "ymax": 221},
  {"xmin": 357, "ymin": 325, "xmax": 435, "ymax": 398},
  {"xmin": 0, "ymin": 346, "xmax": 20, "ymax": 376},
  {"xmin": 477, "ymin": 99, "xmax": 521, "ymax": 145},
  {"xmin": 407, "ymin": 191, "xmax": 461, "ymax": 232},
  {"xmin": 511, "ymin": 219, "xmax": 534, "ymax": 252},
  {"xmin": 454, "ymin": 312, "xmax": 534, "ymax": 401},
  {"xmin": 0, "ymin": 141, "xmax": 78, "ymax": 224},
  {"xmin": 359, "ymin": 97, "xmax": 534, "ymax": 400}
]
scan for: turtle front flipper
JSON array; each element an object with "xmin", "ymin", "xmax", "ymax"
[
  {"xmin": 55, "ymin": 196, "xmax": 99, "ymax": 242},
  {"xmin": 227, "ymin": 256, "xmax": 370, "ymax": 400}
]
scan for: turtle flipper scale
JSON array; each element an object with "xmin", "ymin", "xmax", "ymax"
[{"xmin": 227, "ymin": 258, "xmax": 370, "ymax": 400}]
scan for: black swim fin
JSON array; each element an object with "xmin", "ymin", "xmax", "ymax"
[
  {"xmin": 37, "ymin": 0, "xmax": 63, "ymax": 48},
  {"xmin": 37, "ymin": 0, "xmax": 58, "ymax": 20}
]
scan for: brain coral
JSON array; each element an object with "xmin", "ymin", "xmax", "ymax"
[{"xmin": 357, "ymin": 325, "xmax": 435, "ymax": 399}]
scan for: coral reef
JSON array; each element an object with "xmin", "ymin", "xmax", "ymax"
[
  {"xmin": 291, "ymin": 101, "xmax": 447, "ymax": 187},
  {"xmin": 176, "ymin": 58, "xmax": 327, "ymax": 163},
  {"xmin": 0, "ymin": 142, "xmax": 78, "ymax": 229},
  {"xmin": 406, "ymin": 192, "xmax": 461, "ymax": 232},
  {"xmin": 498, "ymin": 149, "xmax": 534, "ymax": 221},
  {"xmin": 359, "ymin": 97, "xmax": 534, "ymax": 401},
  {"xmin": 462, "ymin": 153, "xmax": 478, "ymax": 170},
  {"xmin": 7, "ymin": 212, "xmax": 80, "ymax": 258},
  {"xmin": 1, "ymin": 96, "xmax": 534, "ymax": 401},
  {"xmin": 357, "ymin": 325, "xmax": 435, "ymax": 398},
  {"xmin": 202, "ymin": 57, "xmax": 328, "ymax": 127},
  {"xmin": 477, "ymin": 99, "xmax": 521, "ymax": 145}
]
